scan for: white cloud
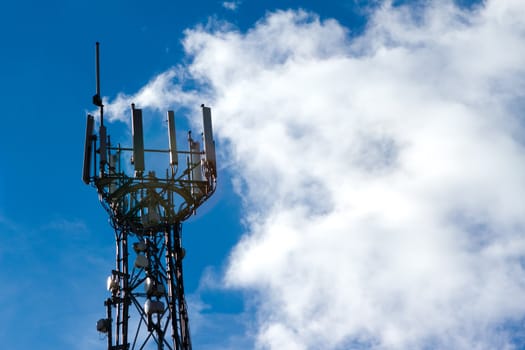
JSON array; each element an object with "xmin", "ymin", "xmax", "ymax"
[
  {"xmin": 104, "ymin": 1, "xmax": 525, "ymax": 349},
  {"xmin": 102, "ymin": 67, "xmax": 204, "ymax": 123},
  {"xmin": 222, "ymin": 1, "xmax": 241, "ymax": 11}
]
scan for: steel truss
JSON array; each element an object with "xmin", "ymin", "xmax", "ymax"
[{"xmin": 102, "ymin": 223, "xmax": 191, "ymax": 350}]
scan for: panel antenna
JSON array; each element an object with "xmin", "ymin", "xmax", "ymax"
[
  {"xmin": 167, "ymin": 110, "xmax": 178, "ymax": 166},
  {"xmin": 131, "ymin": 104, "xmax": 145, "ymax": 173},
  {"xmin": 82, "ymin": 114, "xmax": 95, "ymax": 184}
]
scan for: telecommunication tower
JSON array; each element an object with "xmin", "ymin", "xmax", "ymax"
[{"xmin": 83, "ymin": 43, "xmax": 217, "ymax": 350}]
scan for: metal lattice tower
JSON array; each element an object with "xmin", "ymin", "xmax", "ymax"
[{"xmin": 83, "ymin": 43, "xmax": 217, "ymax": 350}]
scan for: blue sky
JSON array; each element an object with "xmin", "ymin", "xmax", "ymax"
[{"xmin": 2, "ymin": 0, "xmax": 525, "ymax": 349}]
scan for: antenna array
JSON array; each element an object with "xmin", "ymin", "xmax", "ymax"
[{"xmin": 83, "ymin": 43, "xmax": 217, "ymax": 350}]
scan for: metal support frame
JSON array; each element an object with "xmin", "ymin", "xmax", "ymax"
[
  {"xmin": 165, "ymin": 224, "xmax": 191, "ymax": 349},
  {"xmin": 92, "ymin": 137, "xmax": 214, "ymax": 350},
  {"xmin": 103, "ymin": 223, "xmax": 192, "ymax": 350}
]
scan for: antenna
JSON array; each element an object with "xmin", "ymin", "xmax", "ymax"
[
  {"xmin": 131, "ymin": 104, "xmax": 145, "ymax": 173},
  {"xmin": 202, "ymin": 105, "xmax": 216, "ymax": 177},
  {"xmin": 167, "ymin": 110, "xmax": 178, "ymax": 166},
  {"xmin": 82, "ymin": 114, "xmax": 95, "ymax": 184},
  {"xmin": 93, "ymin": 42, "xmax": 103, "ymax": 120},
  {"xmin": 93, "ymin": 42, "xmax": 107, "ymax": 173},
  {"xmin": 190, "ymin": 138, "xmax": 203, "ymax": 192}
]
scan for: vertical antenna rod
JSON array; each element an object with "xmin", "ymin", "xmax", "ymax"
[
  {"xmin": 93, "ymin": 42, "xmax": 107, "ymax": 173},
  {"xmin": 96, "ymin": 42, "xmax": 101, "ymax": 100},
  {"xmin": 93, "ymin": 41, "xmax": 104, "ymax": 126}
]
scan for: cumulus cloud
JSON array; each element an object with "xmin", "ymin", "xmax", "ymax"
[{"xmin": 104, "ymin": 1, "xmax": 525, "ymax": 349}]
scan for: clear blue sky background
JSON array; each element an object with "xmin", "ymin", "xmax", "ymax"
[{"xmin": 3, "ymin": 0, "xmax": 522, "ymax": 349}]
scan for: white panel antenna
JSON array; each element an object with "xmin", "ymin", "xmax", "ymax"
[
  {"xmin": 190, "ymin": 138, "xmax": 203, "ymax": 197},
  {"xmin": 190, "ymin": 139, "xmax": 203, "ymax": 182}
]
